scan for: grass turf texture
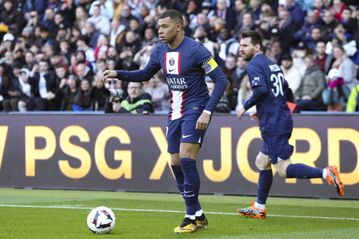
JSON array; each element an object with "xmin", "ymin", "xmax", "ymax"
[{"xmin": 0, "ymin": 188, "xmax": 358, "ymax": 239}]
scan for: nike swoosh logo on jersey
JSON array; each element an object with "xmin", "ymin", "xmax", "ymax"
[
  {"xmin": 169, "ymin": 68, "xmax": 175, "ymax": 72},
  {"xmin": 182, "ymin": 134, "xmax": 192, "ymax": 139}
]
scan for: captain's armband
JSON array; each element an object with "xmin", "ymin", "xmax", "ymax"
[{"xmin": 201, "ymin": 58, "xmax": 218, "ymax": 74}]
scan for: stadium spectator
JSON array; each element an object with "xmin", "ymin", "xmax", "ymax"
[
  {"xmin": 0, "ymin": 63, "xmax": 10, "ymax": 111},
  {"xmin": 72, "ymin": 78, "xmax": 93, "ymax": 111},
  {"xmin": 314, "ymin": 41, "xmax": 331, "ymax": 73},
  {"xmin": 109, "ymin": 19, "xmax": 126, "ymax": 47},
  {"xmin": 331, "ymin": 0, "xmax": 346, "ymax": 22},
  {"xmin": 82, "ymin": 21, "xmax": 100, "ymax": 49},
  {"xmin": 281, "ymin": 54, "xmax": 302, "ymax": 95},
  {"xmin": 321, "ymin": 10, "xmax": 339, "ymax": 42},
  {"xmin": 295, "ymin": 54, "xmax": 326, "ymax": 111},
  {"xmin": 322, "ymin": 68, "xmax": 351, "ymax": 111},
  {"xmin": 265, "ymin": 40, "xmax": 283, "ymax": 64},
  {"xmin": 231, "ymin": 56, "xmax": 248, "ymax": 94},
  {"xmin": 143, "ymin": 73, "xmax": 169, "ymax": 112},
  {"xmin": 114, "ymin": 81, "xmax": 153, "ymax": 114},
  {"xmin": 249, "ymin": 0, "xmax": 262, "ymax": 22},
  {"xmin": 217, "ymin": 28, "xmax": 240, "ymax": 64},
  {"xmin": 133, "ymin": 45, "xmax": 153, "ymax": 69},
  {"xmin": 75, "ymin": 6, "xmax": 88, "ymax": 32},
  {"xmin": 209, "ymin": 0, "xmax": 236, "ymax": 31},
  {"xmin": 141, "ymin": 27, "xmax": 157, "ymax": 47},
  {"xmin": 89, "ymin": 0, "xmax": 114, "ymax": 21},
  {"xmin": 285, "ymin": 0, "xmax": 306, "ymax": 29},
  {"xmin": 346, "ymin": 83, "xmax": 359, "ymax": 112},
  {"xmin": 0, "ymin": 0, "xmax": 24, "ymax": 36},
  {"xmin": 27, "ymin": 59, "xmax": 60, "ymax": 111},
  {"xmin": 59, "ymin": 74, "xmax": 79, "ymax": 111},
  {"xmin": 329, "ymin": 44, "xmax": 358, "ymax": 89},
  {"xmin": 41, "ymin": 8, "xmax": 56, "ymax": 32},
  {"xmin": 304, "ymin": 27, "xmax": 324, "ymax": 53},
  {"xmin": 2, "ymin": 62, "xmax": 22, "ymax": 112},
  {"xmin": 238, "ymin": 12, "xmax": 255, "ymax": 32},
  {"xmin": 87, "ymin": 4, "xmax": 111, "ymax": 35},
  {"xmin": 293, "ymin": 10, "xmax": 323, "ymax": 43},
  {"xmin": 233, "ymin": 0, "xmax": 248, "ymax": 32},
  {"xmin": 17, "ymin": 68, "xmax": 33, "ymax": 112}
]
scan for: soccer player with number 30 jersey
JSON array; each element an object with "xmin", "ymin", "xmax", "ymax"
[{"xmin": 236, "ymin": 30, "xmax": 344, "ymax": 219}]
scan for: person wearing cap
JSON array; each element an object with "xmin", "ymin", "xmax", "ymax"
[
  {"xmin": 0, "ymin": 32, "xmax": 15, "ymax": 56},
  {"xmin": 17, "ymin": 68, "xmax": 33, "ymax": 112},
  {"xmin": 281, "ymin": 54, "xmax": 302, "ymax": 95}
]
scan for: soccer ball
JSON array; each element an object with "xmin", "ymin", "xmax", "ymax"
[{"xmin": 87, "ymin": 206, "xmax": 116, "ymax": 234}]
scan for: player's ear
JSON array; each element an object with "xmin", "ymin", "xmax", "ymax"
[
  {"xmin": 255, "ymin": 43, "xmax": 261, "ymax": 52},
  {"xmin": 176, "ymin": 23, "xmax": 181, "ymax": 32}
]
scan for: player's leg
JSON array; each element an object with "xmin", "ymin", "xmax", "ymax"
[
  {"xmin": 167, "ymin": 120, "xmax": 184, "ymax": 195},
  {"xmin": 272, "ymin": 134, "xmax": 344, "ymax": 196},
  {"xmin": 238, "ymin": 150, "xmax": 272, "ymax": 219},
  {"xmin": 170, "ymin": 153, "xmax": 184, "ymax": 194},
  {"xmin": 167, "ymin": 119, "xmax": 197, "ymax": 233},
  {"xmin": 173, "ymin": 116, "xmax": 208, "ymax": 233}
]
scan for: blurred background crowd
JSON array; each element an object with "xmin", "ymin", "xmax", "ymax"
[{"xmin": 0, "ymin": 0, "xmax": 359, "ymax": 114}]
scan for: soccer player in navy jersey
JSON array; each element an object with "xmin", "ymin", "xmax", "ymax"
[
  {"xmin": 236, "ymin": 30, "xmax": 344, "ymax": 219},
  {"xmin": 102, "ymin": 10, "xmax": 228, "ymax": 233}
]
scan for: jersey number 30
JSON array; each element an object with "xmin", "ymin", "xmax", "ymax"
[{"xmin": 270, "ymin": 72, "xmax": 284, "ymax": 97}]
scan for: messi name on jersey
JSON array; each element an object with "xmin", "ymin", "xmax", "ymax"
[{"xmin": 268, "ymin": 64, "xmax": 281, "ymax": 72}]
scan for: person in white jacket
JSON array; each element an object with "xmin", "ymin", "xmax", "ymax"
[{"xmin": 281, "ymin": 54, "xmax": 302, "ymax": 94}]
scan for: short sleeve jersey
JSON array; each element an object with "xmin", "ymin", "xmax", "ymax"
[
  {"xmin": 146, "ymin": 37, "xmax": 216, "ymax": 120},
  {"xmin": 247, "ymin": 54, "xmax": 293, "ymax": 135}
]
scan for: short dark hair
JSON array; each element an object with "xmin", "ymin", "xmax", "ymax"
[
  {"xmin": 240, "ymin": 30, "xmax": 263, "ymax": 50},
  {"xmin": 158, "ymin": 9, "xmax": 183, "ymax": 26}
]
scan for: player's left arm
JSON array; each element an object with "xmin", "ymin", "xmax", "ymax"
[
  {"xmin": 237, "ymin": 65, "xmax": 267, "ymax": 119},
  {"xmin": 197, "ymin": 57, "xmax": 228, "ymax": 130}
]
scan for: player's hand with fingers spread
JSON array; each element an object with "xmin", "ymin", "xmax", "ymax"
[
  {"xmin": 196, "ymin": 111, "xmax": 211, "ymax": 130},
  {"xmin": 236, "ymin": 105, "xmax": 246, "ymax": 119},
  {"xmin": 102, "ymin": 70, "xmax": 117, "ymax": 84}
]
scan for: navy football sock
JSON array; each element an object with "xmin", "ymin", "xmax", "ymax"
[
  {"xmin": 257, "ymin": 169, "xmax": 273, "ymax": 204},
  {"xmin": 180, "ymin": 158, "xmax": 200, "ymax": 217},
  {"xmin": 286, "ymin": 164, "xmax": 323, "ymax": 178},
  {"xmin": 171, "ymin": 165, "xmax": 184, "ymax": 194}
]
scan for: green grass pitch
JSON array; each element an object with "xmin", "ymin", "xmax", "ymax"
[{"xmin": 0, "ymin": 188, "xmax": 358, "ymax": 239}]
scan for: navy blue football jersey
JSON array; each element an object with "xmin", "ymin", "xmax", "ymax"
[
  {"xmin": 144, "ymin": 37, "xmax": 218, "ymax": 120},
  {"xmin": 247, "ymin": 54, "xmax": 293, "ymax": 135}
]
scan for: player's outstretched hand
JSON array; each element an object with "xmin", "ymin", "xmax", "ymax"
[
  {"xmin": 102, "ymin": 70, "xmax": 117, "ymax": 84},
  {"xmin": 196, "ymin": 112, "xmax": 211, "ymax": 130},
  {"xmin": 236, "ymin": 106, "xmax": 246, "ymax": 119}
]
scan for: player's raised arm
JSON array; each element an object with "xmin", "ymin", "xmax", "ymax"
[{"xmin": 102, "ymin": 45, "xmax": 161, "ymax": 84}]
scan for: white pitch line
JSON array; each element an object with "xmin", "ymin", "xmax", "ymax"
[{"xmin": 0, "ymin": 204, "xmax": 358, "ymax": 221}]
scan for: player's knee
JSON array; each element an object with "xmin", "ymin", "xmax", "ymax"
[
  {"xmin": 179, "ymin": 142, "xmax": 200, "ymax": 159},
  {"xmin": 171, "ymin": 153, "xmax": 180, "ymax": 166},
  {"xmin": 255, "ymin": 153, "xmax": 271, "ymax": 170},
  {"xmin": 274, "ymin": 159, "xmax": 291, "ymax": 178}
]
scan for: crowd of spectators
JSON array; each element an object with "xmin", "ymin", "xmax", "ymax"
[{"xmin": 0, "ymin": 0, "xmax": 359, "ymax": 114}]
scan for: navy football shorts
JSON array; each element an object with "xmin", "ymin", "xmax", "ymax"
[
  {"xmin": 166, "ymin": 113, "xmax": 207, "ymax": 154},
  {"xmin": 260, "ymin": 133, "xmax": 294, "ymax": 164}
]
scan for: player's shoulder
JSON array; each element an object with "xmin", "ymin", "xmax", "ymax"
[
  {"xmin": 248, "ymin": 54, "xmax": 278, "ymax": 71},
  {"xmin": 184, "ymin": 37, "xmax": 207, "ymax": 51}
]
